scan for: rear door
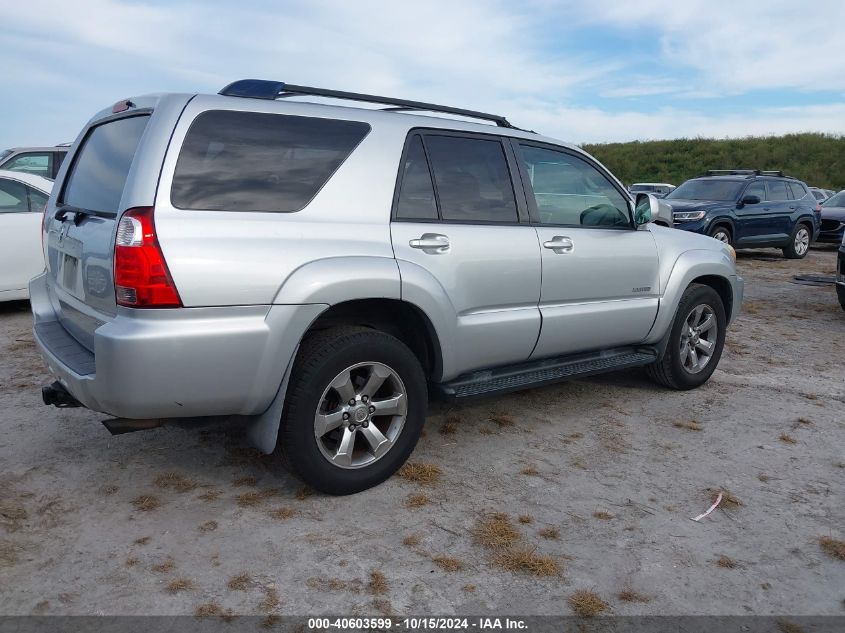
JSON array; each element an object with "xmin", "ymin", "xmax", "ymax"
[
  {"xmin": 734, "ymin": 179, "xmax": 772, "ymax": 244},
  {"xmin": 765, "ymin": 179, "xmax": 794, "ymax": 239},
  {"xmin": 0, "ymin": 178, "xmax": 44, "ymax": 293},
  {"xmin": 390, "ymin": 131, "xmax": 542, "ymax": 375},
  {"xmin": 44, "ymin": 113, "xmax": 151, "ymax": 349}
]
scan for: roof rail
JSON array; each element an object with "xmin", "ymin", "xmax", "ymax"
[
  {"xmin": 218, "ymin": 79, "xmax": 514, "ymax": 128},
  {"xmin": 760, "ymin": 170, "xmax": 784, "ymax": 177},
  {"xmin": 705, "ymin": 169, "xmax": 760, "ymax": 176}
]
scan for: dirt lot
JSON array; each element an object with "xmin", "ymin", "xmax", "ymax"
[{"xmin": 1, "ymin": 247, "xmax": 843, "ymax": 618}]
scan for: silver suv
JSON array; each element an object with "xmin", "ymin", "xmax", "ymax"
[{"xmin": 32, "ymin": 80, "xmax": 743, "ymax": 494}]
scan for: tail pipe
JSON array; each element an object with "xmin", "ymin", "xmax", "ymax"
[{"xmin": 42, "ymin": 381, "xmax": 82, "ymax": 408}]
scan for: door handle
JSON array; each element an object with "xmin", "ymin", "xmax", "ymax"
[
  {"xmin": 409, "ymin": 233, "xmax": 450, "ymax": 253},
  {"xmin": 543, "ymin": 236, "xmax": 574, "ymax": 253}
]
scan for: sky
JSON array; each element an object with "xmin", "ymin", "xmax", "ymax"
[{"xmin": 2, "ymin": 0, "xmax": 845, "ymax": 149}]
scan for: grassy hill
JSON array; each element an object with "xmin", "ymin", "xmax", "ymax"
[{"xmin": 582, "ymin": 133, "xmax": 845, "ymax": 191}]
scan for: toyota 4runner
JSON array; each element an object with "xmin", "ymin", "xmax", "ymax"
[{"xmin": 32, "ymin": 80, "xmax": 743, "ymax": 494}]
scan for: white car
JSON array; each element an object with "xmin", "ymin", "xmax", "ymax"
[{"xmin": 0, "ymin": 170, "xmax": 52, "ymax": 301}]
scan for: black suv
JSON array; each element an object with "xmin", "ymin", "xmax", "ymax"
[{"xmin": 666, "ymin": 170, "xmax": 820, "ymax": 259}]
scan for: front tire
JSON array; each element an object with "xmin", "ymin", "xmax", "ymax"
[
  {"xmin": 782, "ymin": 223, "xmax": 811, "ymax": 259},
  {"xmin": 708, "ymin": 224, "xmax": 733, "ymax": 246},
  {"xmin": 277, "ymin": 326, "xmax": 427, "ymax": 495},
  {"xmin": 646, "ymin": 284, "xmax": 726, "ymax": 390}
]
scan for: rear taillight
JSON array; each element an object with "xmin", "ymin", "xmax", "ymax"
[{"xmin": 114, "ymin": 207, "xmax": 181, "ymax": 308}]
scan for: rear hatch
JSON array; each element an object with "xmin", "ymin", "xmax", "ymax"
[{"xmin": 44, "ymin": 111, "xmax": 152, "ymax": 351}]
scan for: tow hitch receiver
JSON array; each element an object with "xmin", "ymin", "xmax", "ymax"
[{"xmin": 42, "ymin": 381, "xmax": 82, "ymax": 408}]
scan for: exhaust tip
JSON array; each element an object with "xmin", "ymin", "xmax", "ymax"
[{"xmin": 42, "ymin": 381, "xmax": 82, "ymax": 408}]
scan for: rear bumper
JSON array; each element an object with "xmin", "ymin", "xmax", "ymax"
[{"xmin": 30, "ymin": 273, "xmax": 325, "ymax": 419}]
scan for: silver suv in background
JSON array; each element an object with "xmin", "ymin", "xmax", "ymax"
[
  {"xmin": 0, "ymin": 144, "xmax": 69, "ymax": 179},
  {"xmin": 32, "ymin": 81, "xmax": 743, "ymax": 494}
]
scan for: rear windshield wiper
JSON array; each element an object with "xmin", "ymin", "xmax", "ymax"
[{"xmin": 54, "ymin": 205, "xmax": 115, "ymax": 225}]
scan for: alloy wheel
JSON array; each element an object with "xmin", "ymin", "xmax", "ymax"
[
  {"xmin": 679, "ymin": 304, "xmax": 718, "ymax": 374},
  {"xmin": 314, "ymin": 362, "xmax": 407, "ymax": 469},
  {"xmin": 794, "ymin": 227, "xmax": 810, "ymax": 256}
]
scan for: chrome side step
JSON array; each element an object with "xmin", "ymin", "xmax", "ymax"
[{"xmin": 434, "ymin": 347, "xmax": 657, "ymax": 400}]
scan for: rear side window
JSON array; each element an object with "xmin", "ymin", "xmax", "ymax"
[
  {"xmin": 171, "ymin": 111, "xmax": 370, "ymax": 213},
  {"xmin": 768, "ymin": 180, "xmax": 789, "ymax": 200},
  {"xmin": 396, "ymin": 135, "xmax": 438, "ymax": 220},
  {"xmin": 2, "ymin": 152, "xmax": 51, "ymax": 179},
  {"xmin": 423, "ymin": 135, "xmax": 517, "ymax": 223},
  {"xmin": 787, "ymin": 182, "xmax": 805, "ymax": 199},
  {"xmin": 63, "ymin": 115, "xmax": 150, "ymax": 214},
  {"xmin": 0, "ymin": 178, "xmax": 29, "ymax": 213}
]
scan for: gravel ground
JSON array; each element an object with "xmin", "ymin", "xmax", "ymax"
[{"xmin": 0, "ymin": 246, "xmax": 843, "ymax": 618}]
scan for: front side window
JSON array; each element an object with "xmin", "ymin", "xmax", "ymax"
[
  {"xmin": 423, "ymin": 135, "xmax": 518, "ymax": 223},
  {"xmin": 1, "ymin": 152, "xmax": 51, "ymax": 178},
  {"xmin": 768, "ymin": 180, "xmax": 789, "ymax": 201},
  {"xmin": 395, "ymin": 135, "xmax": 437, "ymax": 220},
  {"xmin": 172, "ymin": 111, "xmax": 370, "ymax": 213},
  {"xmin": 744, "ymin": 181, "xmax": 768, "ymax": 201},
  {"xmin": 518, "ymin": 144, "xmax": 630, "ymax": 227},
  {"xmin": 0, "ymin": 178, "xmax": 30, "ymax": 213}
]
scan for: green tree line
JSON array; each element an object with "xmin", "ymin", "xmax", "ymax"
[{"xmin": 582, "ymin": 133, "xmax": 845, "ymax": 191}]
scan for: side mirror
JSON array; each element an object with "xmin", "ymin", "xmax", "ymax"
[
  {"xmin": 740, "ymin": 194, "xmax": 760, "ymax": 206},
  {"xmin": 634, "ymin": 193, "xmax": 656, "ymax": 226}
]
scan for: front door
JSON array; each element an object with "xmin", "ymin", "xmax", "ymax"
[
  {"xmin": 390, "ymin": 132, "xmax": 542, "ymax": 378},
  {"xmin": 0, "ymin": 177, "xmax": 45, "ymax": 294},
  {"xmin": 511, "ymin": 142, "xmax": 660, "ymax": 358}
]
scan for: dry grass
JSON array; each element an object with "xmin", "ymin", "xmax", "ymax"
[
  {"xmin": 797, "ymin": 417, "xmax": 812, "ymax": 425},
  {"xmin": 440, "ymin": 416, "xmax": 460, "ymax": 435},
  {"xmin": 237, "ymin": 489, "xmax": 277, "ymax": 507},
  {"xmin": 268, "ymin": 507, "xmax": 296, "ymax": 520},
  {"xmin": 518, "ymin": 515, "xmax": 533, "ymax": 524},
  {"xmin": 758, "ymin": 473, "xmax": 770, "ymax": 483},
  {"xmin": 539, "ymin": 527, "xmax": 560, "ymax": 540},
  {"xmin": 405, "ymin": 493, "xmax": 430, "ymax": 508},
  {"xmin": 673, "ymin": 420, "xmax": 703, "ymax": 431},
  {"xmin": 618, "ymin": 589, "xmax": 651, "ymax": 603},
  {"xmin": 398, "ymin": 462, "xmax": 442, "ymax": 485},
  {"xmin": 568, "ymin": 590, "xmax": 609, "ymax": 618},
  {"xmin": 198, "ymin": 520, "xmax": 218, "ymax": 533},
  {"xmin": 371, "ymin": 598, "xmax": 393, "ymax": 616},
  {"xmin": 433, "ymin": 555, "xmax": 464, "ymax": 572},
  {"xmin": 198, "ymin": 489, "xmax": 222, "ymax": 502},
  {"xmin": 368, "ymin": 570, "xmax": 388, "ymax": 595},
  {"xmin": 261, "ymin": 615, "xmax": 282, "ymax": 629},
  {"xmin": 462, "ymin": 584, "xmax": 476, "ymax": 593},
  {"xmin": 131, "ymin": 495, "xmax": 161, "ymax": 512},
  {"xmin": 592, "ymin": 511, "xmax": 613, "ymax": 520},
  {"xmin": 716, "ymin": 555, "xmax": 737, "ymax": 569},
  {"xmin": 490, "ymin": 414, "xmax": 515, "ymax": 427},
  {"xmin": 194, "ymin": 602, "xmax": 223, "ymax": 619},
  {"xmin": 493, "ymin": 546, "xmax": 559, "ymax": 576},
  {"xmin": 742, "ymin": 301, "xmax": 764, "ymax": 315},
  {"xmin": 779, "ymin": 433, "xmax": 798, "ymax": 444},
  {"xmin": 151, "ymin": 559, "xmax": 176, "ymax": 574},
  {"xmin": 819, "ymin": 536, "xmax": 845, "ymax": 560},
  {"xmin": 125, "ymin": 557, "xmax": 139, "ymax": 567},
  {"xmin": 133, "ymin": 536, "xmax": 151, "ymax": 546},
  {"xmin": 166, "ymin": 578, "xmax": 194, "ymax": 593},
  {"xmin": 232, "ymin": 476, "xmax": 258, "ymax": 487},
  {"xmin": 99, "ymin": 485, "xmax": 119, "ymax": 496},
  {"xmin": 473, "ymin": 512, "xmax": 520, "ymax": 548},
  {"xmin": 520, "ymin": 464, "xmax": 540, "ymax": 476},
  {"xmin": 403, "ymin": 534, "xmax": 421, "ymax": 547},
  {"xmin": 228, "ymin": 573, "xmax": 251, "ymax": 590},
  {"xmin": 776, "ymin": 619, "xmax": 806, "ymax": 633},
  {"xmin": 710, "ymin": 488, "xmax": 742, "ymax": 509},
  {"xmin": 259, "ymin": 587, "xmax": 281, "ymax": 611},
  {"xmin": 295, "ymin": 486, "xmax": 313, "ymax": 501},
  {"xmin": 153, "ymin": 472, "xmax": 198, "ymax": 493},
  {"xmin": 802, "ymin": 392, "xmax": 818, "ymax": 401}
]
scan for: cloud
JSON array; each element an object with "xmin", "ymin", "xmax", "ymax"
[{"xmin": 0, "ymin": 0, "xmax": 843, "ymax": 148}]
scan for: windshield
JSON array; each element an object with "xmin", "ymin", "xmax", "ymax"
[
  {"xmin": 667, "ymin": 179, "xmax": 744, "ymax": 201},
  {"xmin": 823, "ymin": 191, "xmax": 845, "ymax": 207}
]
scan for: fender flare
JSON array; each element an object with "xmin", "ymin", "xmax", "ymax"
[
  {"xmin": 273, "ymin": 256, "xmax": 401, "ymax": 304},
  {"xmin": 644, "ymin": 248, "xmax": 737, "ymax": 346}
]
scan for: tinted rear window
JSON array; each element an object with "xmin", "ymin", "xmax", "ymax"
[
  {"xmin": 667, "ymin": 179, "xmax": 744, "ymax": 201},
  {"xmin": 62, "ymin": 115, "xmax": 150, "ymax": 214},
  {"xmin": 171, "ymin": 111, "xmax": 370, "ymax": 213}
]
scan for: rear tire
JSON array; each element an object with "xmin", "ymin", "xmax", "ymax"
[
  {"xmin": 646, "ymin": 284, "xmax": 726, "ymax": 390},
  {"xmin": 277, "ymin": 326, "xmax": 427, "ymax": 495},
  {"xmin": 782, "ymin": 223, "xmax": 811, "ymax": 259}
]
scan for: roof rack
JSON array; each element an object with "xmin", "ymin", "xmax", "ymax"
[
  {"xmin": 218, "ymin": 79, "xmax": 514, "ymax": 128},
  {"xmin": 704, "ymin": 169, "xmax": 792, "ymax": 178}
]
